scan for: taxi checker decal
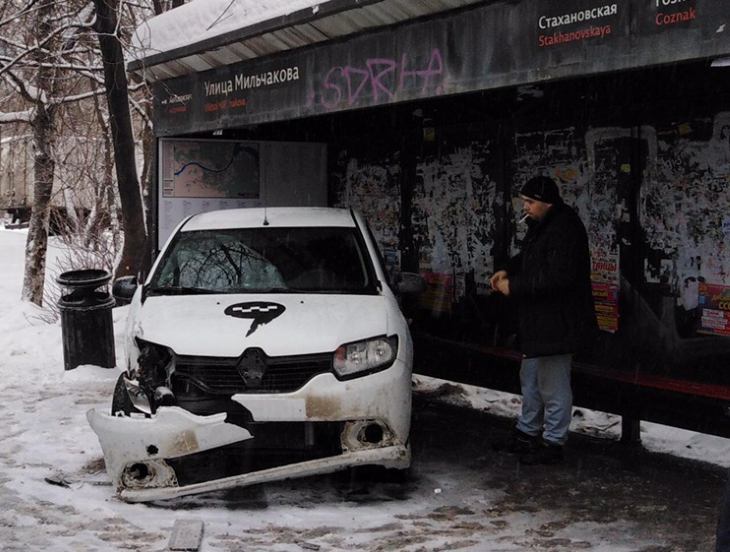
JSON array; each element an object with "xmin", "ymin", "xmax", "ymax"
[{"xmin": 224, "ymin": 302, "xmax": 286, "ymax": 336}]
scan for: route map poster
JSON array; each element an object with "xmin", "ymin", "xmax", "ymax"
[
  {"xmin": 162, "ymin": 140, "xmax": 259, "ymax": 199},
  {"xmin": 158, "ymin": 139, "xmax": 262, "ymax": 248}
]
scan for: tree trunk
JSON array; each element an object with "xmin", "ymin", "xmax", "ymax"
[
  {"xmin": 83, "ymin": 93, "xmax": 116, "ymax": 250},
  {"xmin": 21, "ymin": 2, "xmax": 58, "ymax": 307},
  {"xmin": 93, "ymin": 0, "xmax": 150, "ymax": 278},
  {"xmin": 21, "ymin": 104, "xmax": 56, "ymax": 306}
]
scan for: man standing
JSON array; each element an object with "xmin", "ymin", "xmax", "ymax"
[{"xmin": 490, "ymin": 175, "xmax": 597, "ymax": 465}]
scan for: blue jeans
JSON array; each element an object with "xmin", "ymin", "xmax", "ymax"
[{"xmin": 516, "ymin": 354, "xmax": 573, "ymax": 445}]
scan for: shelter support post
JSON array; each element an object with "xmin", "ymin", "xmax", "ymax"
[{"xmin": 620, "ymin": 414, "xmax": 641, "ymax": 444}]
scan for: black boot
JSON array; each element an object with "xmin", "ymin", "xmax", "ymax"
[
  {"xmin": 519, "ymin": 439, "xmax": 565, "ymax": 465},
  {"xmin": 494, "ymin": 427, "xmax": 540, "ymax": 454}
]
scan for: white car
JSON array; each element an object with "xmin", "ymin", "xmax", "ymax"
[{"xmin": 87, "ymin": 207, "xmax": 423, "ymax": 502}]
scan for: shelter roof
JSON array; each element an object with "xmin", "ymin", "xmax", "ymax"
[{"xmin": 129, "ymin": 0, "xmax": 485, "ymax": 82}]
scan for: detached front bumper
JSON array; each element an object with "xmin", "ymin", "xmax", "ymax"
[
  {"xmin": 87, "ymin": 407, "xmax": 409, "ymax": 502},
  {"xmin": 87, "ymin": 362, "xmax": 412, "ymax": 502},
  {"xmin": 87, "ymin": 407, "xmax": 252, "ymax": 495}
]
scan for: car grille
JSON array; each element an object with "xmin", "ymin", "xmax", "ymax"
[{"xmin": 173, "ymin": 348, "xmax": 333, "ymax": 394}]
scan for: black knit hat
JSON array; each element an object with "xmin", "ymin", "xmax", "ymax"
[{"xmin": 520, "ymin": 176, "xmax": 561, "ymax": 204}]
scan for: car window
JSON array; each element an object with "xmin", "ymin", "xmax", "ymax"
[{"xmin": 149, "ymin": 226, "xmax": 375, "ymax": 294}]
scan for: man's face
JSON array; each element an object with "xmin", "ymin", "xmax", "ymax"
[{"xmin": 521, "ymin": 195, "xmax": 552, "ymax": 221}]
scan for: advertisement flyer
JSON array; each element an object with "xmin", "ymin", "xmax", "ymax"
[
  {"xmin": 419, "ymin": 271, "xmax": 454, "ymax": 315},
  {"xmin": 590, "ymin": 250, "xmax": 620, "ymax": 333},
  {"xmin": 697, "ymin": 282, "xmax": 730, "ymax": 336}
]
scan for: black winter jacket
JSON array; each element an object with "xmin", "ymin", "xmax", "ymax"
[{"xmin": 506, "ymin": 201, "xmax": 598, "ymax": 358}]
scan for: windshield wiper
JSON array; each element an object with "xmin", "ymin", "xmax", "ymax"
[
  {"xmin": 240, "ymin": 286, "xmax": 299, "ymax": 293},
  {"xmin": 146, "ymin": 285, "xmax": 217, "ymax": 296},
  {"xmin": 232, "ymin": 286, "xmax": 354, "ymax": 294}
]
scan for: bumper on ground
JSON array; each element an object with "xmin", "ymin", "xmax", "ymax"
[{"xmin": 87, "ymin": 364, "xmax": 412, "ymax": 502}]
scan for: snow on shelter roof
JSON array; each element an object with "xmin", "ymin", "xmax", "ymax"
[{"xmin": 129, "ymin": 0, "xmax": 485, "ymax": 82}]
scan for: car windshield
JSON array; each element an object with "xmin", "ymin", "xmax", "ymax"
[{"xmin": 148, "ymin": 226, "xmax": 377, "ymax": 295}]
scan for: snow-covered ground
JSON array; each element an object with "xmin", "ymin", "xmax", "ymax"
[{"xmin": 1, "ymin": 226, "xmax": 729, "ymax": 551}]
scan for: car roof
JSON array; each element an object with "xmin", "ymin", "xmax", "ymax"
[{"xmin": 181, "ymin": 207, "xmax": 358, "ymax": 231}]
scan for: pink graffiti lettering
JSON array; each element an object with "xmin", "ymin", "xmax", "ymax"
[
  {"xmin": 399, "ymin": 50, "xmax": 444, "ymax": 94},
  {"xmin": 316, "ymin": 49, "xmax": 445, "ymax": 110}
]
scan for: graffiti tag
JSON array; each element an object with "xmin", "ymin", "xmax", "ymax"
[{"xmin": 311, "ymin": 49, "xmax": 446, "ymax": 110}]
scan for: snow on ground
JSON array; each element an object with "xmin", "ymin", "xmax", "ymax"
[
  {"xmin": 1, "ymin": 226, "xmax": 729, "ymax": 551},
  {"xmin": 410, "ymin": 375, "xmax": 730, "ymax": 470}
]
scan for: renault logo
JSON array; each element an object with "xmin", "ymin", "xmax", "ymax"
[{"xmin": 236, "ymin": 348, "xmax": 267, "ymax": 388}]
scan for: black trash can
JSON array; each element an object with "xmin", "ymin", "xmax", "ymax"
[{"xmin": 57, "ymin": 269, "xmax": 116, "ymax": 371}]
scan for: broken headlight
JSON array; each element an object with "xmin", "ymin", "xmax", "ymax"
[
  {"xmin": 333, "ymin": 336, "xmax": 397, "ymax": 379},
  {"xmin": 129, "ymin": 339, "xmax": 175, "ymax": 413}
]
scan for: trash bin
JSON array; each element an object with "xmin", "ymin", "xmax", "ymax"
[{"xmin": 57, "ymin": 269, "xmax": 116, "ymax": 371}]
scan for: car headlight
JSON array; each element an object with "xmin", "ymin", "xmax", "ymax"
[
  {"xmin": 333, "ymin": 336, "xmax": 398, "ymax": 378},
  {"xmin": 127, "ymin": 339, "xmax": 174, "ymax": 413}
]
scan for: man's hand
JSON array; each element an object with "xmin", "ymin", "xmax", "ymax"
[
  {"xmin": 490, "ymin": 270, "xmax": 506, "ymax": 289},
  {"xmin": 490, "ymin": 270, "xmax": 510, "ymax": 296}
]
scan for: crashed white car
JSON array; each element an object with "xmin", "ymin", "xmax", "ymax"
[{"xmin": 87, "ymin": 207, "xmax": 423, "ymax": 502}]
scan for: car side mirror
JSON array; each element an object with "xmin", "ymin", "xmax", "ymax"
[
  {"xmin": 112, "ymin": 275, "xmax": 138, "ymax": 305},
  {"xmin": 397, "ymin": 272, "xmax": 426, "ymax": 295}
]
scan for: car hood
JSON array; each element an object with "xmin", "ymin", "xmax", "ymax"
[{"xmin": 132, "ymin": 293, "xmax": 396, "ymax": 357}]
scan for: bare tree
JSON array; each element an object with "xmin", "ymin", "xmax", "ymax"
[
  {"xmin": 0, "ymin": 0, "xmax": 163, "ymax": 306},
  {"xmin": 92, "ymin": 0, "xmax": 150, "ymax": 279},
  {"xmin": 0, "ymin": 1, "xmax": 67, "ymax": 305}
]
